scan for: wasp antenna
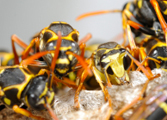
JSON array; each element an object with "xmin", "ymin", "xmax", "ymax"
[
  {"xmin": 66, "ymin": 51, "xmax": 92, "ymax": 76},
  {"xmin": 76, "ymin": 10, "xmax": 121, "ymax": 21},
  {"xmin": 20, "ymin": 50, "xmax": 55, "ymax": 66},
  {"xmin": 13, "ymin": 105, "xmax": 44, "ymax": 120},
  {"xmin": 51, "ymin": 31, "xmax": 62, "ymax": 72},
  {"xmin": 22, "ymin": 38, "xmax": 37, "ymax": 60},
  {"xmin": 79, "ymin": 33, "xmax": 92, "ymax": 45},
  {"xmin": 126, "ymin": 24, "xmax": 137, "ymax": 50},
  {"xmin": 11, "ymin": 34, "xmax": 28, "ymax": 50},
  {"xmin": 126, "ymin": 52, "xmax": 154, "ymax": 79},
  {"xmin": 110, "ymin": 32, "xmax": 123, "ymax": 42}
]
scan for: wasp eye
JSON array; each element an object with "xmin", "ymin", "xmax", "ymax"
[
  {"xmin": 120, "ymin": 48, "xmax": 126, "ymax": 53},
  {"xmin": 107, "ymin": 67, "xmax": 114, "ymax": 75},
  {"xmin": 43, "ymin": 32, "xmax": 52, "ymax": 43},
  {"xmin": 123, "ymin": 54, "xmax": 132, "ymax": 70},
  {"xmin": 72, "ymin": 33, "xmax": 78, "ymax": 42}
]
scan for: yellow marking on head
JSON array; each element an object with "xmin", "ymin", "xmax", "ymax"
[
  {"xmin": 137, "ymin": 0, "xmax": 142, "ymax": 9},
  {"xmin": 56, "ymin": 68, "xmax": 69, "ymax": 74},
  {"xmin": 52, "ymin": 21, "xmax": 67, "ymax": 24},
  {"xmin": 68, "ymin": 54, "xmax": 73, "ymax": 61},
  {"xmin": 24, "ymin": 95, "xmax": 30, "ymax": 107},
  {"xmin": 102, "ymin": 52, "xmax": 127, "ymax": 78},
  {"xmin": 54, "ymin": 46, "xmax": 72, "ymax": 51},
  {"xmin": 163, "ymin": 9, "xmax": 167, "ymax": 15},
  {"xmin": 44, "ymin": 28, "xmax": 78, "ymax": 43},
  {"xmin": 159, "ymin": 102, "xmax": 167, "ymax": 113},
  {"xmin": 68, "ymin": 72, "xmax": 76, "ymax": 81},
  {"xmin": 39, "ymin": 85, "xmax": 48, "ymax": 98},
  {"xmin": 4, "ymin": 98, "xmax": 11, "ymax": 106},
  {"xmin": 56, "ymin": 58, "xmax": 70, "ymax": 64},
  {"xmin": 150, "ymin": 42, "xmax": 166, "ymax": 52},
  {"xmin": 48, "ymin": 91, "xmax": 55, "ymax": 105},
  {"xmin": 157, "ymin": 56, "xmax": 167, "ymax": 61},
  {"xmin": 101, "ymin": 53, "xmax": 120, "ymax": 63}
]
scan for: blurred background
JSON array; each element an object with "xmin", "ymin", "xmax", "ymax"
[{"xmin": 0, "ymin": 0, "xmax": 128, "ymax": 51}]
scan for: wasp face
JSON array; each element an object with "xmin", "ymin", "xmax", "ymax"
[
  {"xmin": 39, "ymin": 22, "xmax": 80, "ymax": 78},
  {"xmin": 94, "ymin": 42, "xmax": 132, "ymax": 85}
]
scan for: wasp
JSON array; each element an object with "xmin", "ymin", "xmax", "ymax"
[
  {"xmin": 10, "ymin": 22, "xmax": 92, "ymax": 111},
  {"xmin": 0, "ymin": 49, "xmax": 61, "ymax": 120},
  {"xmin": 128, "ymin": 84, "xmax": 167, "ymax": 120},
  {"xmin": 76, "ymin": 0, "xmax": 167, "ymax": 46},
  {"xmin": 138, "ymin": 37, "xmax": 167, "ymax": 72},
  {"xmin": 73, "ymin": 41, "xmax": 157, "ymax": 110},
  {"xmin": 113, "ymin": 37, "xmax": 167, "ymax": 119},
  {"xmin": 11, "ymin": 21, "xmax": 91, "ymax": 79}
]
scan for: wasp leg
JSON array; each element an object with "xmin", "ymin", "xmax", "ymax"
[
  {"xmin": 114, "ymin": 73, "xmax": 160, "ymax": 120},
  {"xmin": 79, "ymin": 33, "xmax": 92, "ymax": 58},
  {"xmin": 79, "ymin": 43, "xmax": 86, "ymax": 59},
  {"xmin": 127, "ymin": 20, "xmax": 161, "ymax": 38},
  {"xmin": 92, "ymin": 66, "xmax": 112, "ymax": 108},
  {"xmin": 122, "ymin": 10, "xmax": 129, "ymax": 46},
  {"xmin": 74, "ymin": 69, "xmax": 88, "ymax": 109},
  {"xmin": 74, "ymin": 58, "xmax": 92, "ymax": 108},
  {"xmin": 44, "ymin": 97, "xmax": 59, "ymax": 120},
  {"xmin": 114, "ymin": 53, "xmax": 161, "ymax": 119},
  {"xmin": 150, "ymin": 0, "xmax": 167, "ymax": 47},
  {"xmin": 62, "ymin": 77, "xmax": 78, "ymax": 87},
  {"xmin": 11, "ymin": 34, "xmax": 29, "ymax": 64},
  {"xmin": 22, "ymin": 37, "xmax": 39, "ymax": 60},
  {"xmin": 79, "ymin": 33, "xmax": 92, "ymax": 45},
  {"xmin": 103, "ymin": 66, "xmax": 112, "ymax": 87},
  {"xmin": 12, "ymin": 105, "xmax": 44, "ymax": 120},
  {"xmin": 126, "ymin": 23, "xmax": 137, "ymax": 50},
  {"xmin": 126, "ymin": 51, "xmax": 156, "ymax": 79},
  {"xmin": 137, "ymin": 48, "xmax": 161, "ymax": 73},
  {"xmin": 66, "ymin": 51, "xmax": 92, "ymax": 76},
  {"xmin": 53, "ymin": 75, "xmax": 78, "ymax": 89}
]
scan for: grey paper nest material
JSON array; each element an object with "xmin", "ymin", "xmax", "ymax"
[{"xmin": 0, "ymin": 69, "xmax": 167, "ymax": 120}]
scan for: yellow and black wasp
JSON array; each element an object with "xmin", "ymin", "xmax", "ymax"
[
  {"xmin": 10, "ymin": 21, "xmax": 92, "ymax": 111},
  {"xmin": 138, "ymin": 37, "xmax": 167, "ymax": 72},
  {"xmin": 73, "ymin": 41, "xmax": 157, "ymax": 110},
  {"xmin": 11, "ymin": 21, "xmax": 91, "ymax": 79},
  {"xmin": 112, "ymin": 36, "xmax": 167, "ymax": 119},
  {"xmin": 0, "ymin": 50, "xmax": 60, "ymax": 120},
  {"xmin": 76, "ymin": 0, "xmax": 167, "ymax": 46}
]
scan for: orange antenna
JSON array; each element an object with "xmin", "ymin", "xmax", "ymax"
[
  {"xmin": 66, "ymin": 51, "xmax": 92, "ymax": 76},
  {"xmin": 76, "ymin": 10, "xmax": 121, "ymax": 21},
  {"xmin": 50, "ymin": 31, "xmax": 62, "ymax": 72}
]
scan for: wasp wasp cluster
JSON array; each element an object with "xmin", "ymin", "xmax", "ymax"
[{"xmin": 1, "ymin": 0, "xmax": 167, "ymax": 120}]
